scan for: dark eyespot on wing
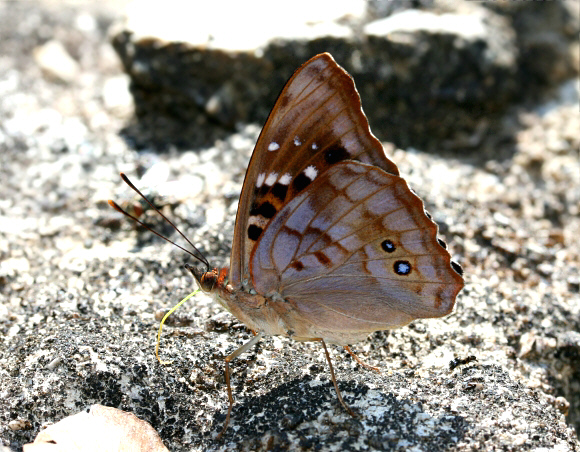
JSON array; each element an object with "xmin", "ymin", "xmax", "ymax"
[
  {"xmin": 451, "ymin": 261, "xmax": 463, "ymax": 276},
  {"xmin": 290, "ymin": 261, "xmax": 304, "ymax": 271},
  {"xmin": 248, "ymin": 225, "xmax": 263, "ymax": 241},
  {"xmin": 394, "ymin": 260, "xmax": 412, "ymax": 275},
  {"xmin": 279, "ymin": 94, "xmax": 290, "ymax": 108},
  {"xmin": 249, "ymin": 201, "xmax": 277, "ymax": 219},
  {"xmin": 272, "ymin": 183, "xmax": 289, "ymax": 202},
  {"xmin": 257, "ymin": 184, "xmax": 270, "ymax": 197},
  {"xmin": 292, "ymin": 172, "xmax": 311, "ymax": 192},
  {"xmin": 324, "ymin": 145, "xmax": 349, "ymax": 165},
  {"xmin": 381, "ymin": 239, "xmax": 396, "ymax": 253},
  {"xmin": 313, "ymin": 251, "xmax": 331, "ymax": 267}
]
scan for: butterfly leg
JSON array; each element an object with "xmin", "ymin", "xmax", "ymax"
[
  {"xmin": 218, "ymin": 331, "xmax": 264, "ymax": 439},
  {"xmin": 317, "ymin": 339, "xmax": 358, "ymax": 418},
  {"xmin": 343, "ymin": 346, "xmax": 380, "ymax": 373}
]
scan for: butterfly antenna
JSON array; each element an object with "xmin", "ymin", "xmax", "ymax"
[{"xmin": 108, "ymin": 172, "xmax": 210, "ymax": 271}]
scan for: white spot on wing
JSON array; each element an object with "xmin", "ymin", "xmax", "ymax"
[
  {"xmin": 279, "ymin": 173, "xmax": 292, "ymax": 185},
  {"xmin": 304, "ymin": 165, "xmax": 318, "ymax": 181},
  {"xmin": 248, "ymin": 215, "xmax": 267, "ymax": 228},
  {"xmin": 265, "ymin": 172, "xmax": 278, "ymax": 186},
  {"xmin": 311, "ymin": 142, "xmax": 318, "ymax": 150},
  {"xmin": 268, "ymin": 142, "xmax": 280, "ymax": 151},
  {"xmin": 256, "ymin": 173, "xmax": 265, "ymax": 188},
  {"xmin": 294, "ymin": 136, "xmax": 301, "ymax": 146}
]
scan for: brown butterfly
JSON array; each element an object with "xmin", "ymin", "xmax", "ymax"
[{"xmin": 110, "ymin": 52, "xmax": 464, "ymax": 438}]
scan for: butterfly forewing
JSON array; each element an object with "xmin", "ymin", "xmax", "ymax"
[
  {"xmin": 230, "ymin": 53, "xmax": 400, "ymax": 287},
  {"xmin": 250, "ymin": 161, "xmax": 463, "ymax": 342}
]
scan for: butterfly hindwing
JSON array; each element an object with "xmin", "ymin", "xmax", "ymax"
[
  {"xmin": 230, "ymin": 52, "xmax": 463, "ymax": 341},
  {"xmin": 250, "ymin": 161, "xmax": 463, "ymax": 340},
  {"xmin": 229, "ymin": 53, "xmax": 400, "ymax": 287}
]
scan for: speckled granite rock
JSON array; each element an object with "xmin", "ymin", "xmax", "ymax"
[{"xmin": 0, "ymin": 1, "xmax": 578, "ymax": 451}]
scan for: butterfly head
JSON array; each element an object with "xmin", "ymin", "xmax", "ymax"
[{"xmin": 185, "ymin": 263, "xmax": 218, "ymax": 293}]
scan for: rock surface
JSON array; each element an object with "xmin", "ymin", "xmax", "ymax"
[{"xmin": 0, "ymin": 1, "xmax": 578, "ymax": 451}]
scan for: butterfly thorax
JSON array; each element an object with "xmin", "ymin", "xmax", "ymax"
[{"xmin": 189, "ymin": 265, "xmax": 293, "ymax": 337}]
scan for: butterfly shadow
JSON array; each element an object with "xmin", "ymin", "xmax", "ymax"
[{"xmin": 209, "ymin": 375, "xmax": 468, "ymax": 450}]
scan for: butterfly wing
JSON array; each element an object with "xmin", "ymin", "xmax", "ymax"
[
  {"xmin": 250, "ymin": 161, "xmax": 464, "ymax": 342},
  {"xmin": 229, "ymin": 53, "xmax": 399, "ymax": 288}
]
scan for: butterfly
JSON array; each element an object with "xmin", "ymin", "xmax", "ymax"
[{"xmin": 110, "ymin": 52, "xmax": 464, "ymax": 438}]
